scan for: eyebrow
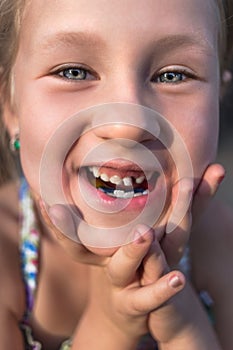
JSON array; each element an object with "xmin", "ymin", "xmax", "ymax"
[
  {"xmin": 152, "ymin": 34, "xmax": 215, "ymax": 55},
  {"xmin": 39, "ymin": 31, "xmax": 214, "ymax": 56},
  {"xmin": 40, "ymin": 31, "xmax": 106, "ymax": 51}
]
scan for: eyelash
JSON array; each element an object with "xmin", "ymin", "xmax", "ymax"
[
  {"xmin": 52, "ymin": 64, "xmax": 196, "ymax": 85},
  {"xmin": 153, "ymin": 68, "xmax": 196, "ymax": 84},
  {"xmin": 53, "ymin": 65, "xmax": 98, "ymax": 81}
]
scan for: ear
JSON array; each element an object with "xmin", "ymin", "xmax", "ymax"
[{"xmin": 2, "ymin": 101, "xmax": 19, "ymax": 138}]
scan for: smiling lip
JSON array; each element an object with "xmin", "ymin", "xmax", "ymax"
[
  {"xmin": 75, "ymin": 159, "xmax": 161, "ymax": 212},
  {"xmin": 81, "ymin": 159, "xmax": 157, "ymax": 177},
  {"xmin": 79, "ymin": 158, "xmax": 158, "ymax": 173},
  {"xmin": 78, "ymin": 167, "xmax": 148, "ymax": 211}
]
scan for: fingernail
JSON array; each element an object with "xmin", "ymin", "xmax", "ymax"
[
  {"xmin": 133, "ymin": 225, "xmax": 153, "ymax": 244},
  {"xmin": 38, "ymin": 198, "xmax": 47, "ymax": 211},
  {"xmin": 169, "ymin": 274, "xmax": 184, "ymax": 289},
  {"xmin": 133, "ymin": 231, "xmax": 144, "ymax": 244},
  {"xmin": 48, "ymin": 204, "xmax": 77, "ymax": 239},
  {"xmin": 48, "ymin": 210, "xmax": 57, "ymax": 227},
  {"xmin": 217, "ymin": 174, "xmax": 225, "ymax": 185},
  {"xmin": 48, "ymin": 206, "xmax": 63, "ymax": 227}
]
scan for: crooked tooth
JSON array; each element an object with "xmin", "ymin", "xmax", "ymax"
[
  {"xmin": 143, "ymin": 189, "xmax": 149, "ymax": 195},
  {"xmin": 92, "ymin": 166, "xmax": 100, "ymax": 178},
  {"xmin": 100, "ymin": 173, "xmax": 109, "ymax": 182},
  {"xmin": 123, "ymin": 177, "xmax": 133, "ymax": 186},
  {"xmin": 135, "ymin": 175, "xmax": 145, "ymax": 184},
  {"xmin": 109, "ymin": 175, "xmax": 122, "ymax": 185}
]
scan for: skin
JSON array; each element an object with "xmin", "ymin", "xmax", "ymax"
[
  {"xmin": 10, "ymin": 0, "xmax": 220, "ymax": 233},
  {"xmin": 5, "ymin": 0, "xmax": 221, "ymax": 259},
  {"xmin": 1, "ymin": 0, "xmax": 232, "ymax": 349},
  {"xmin": 191, "ymin": 200, "xmax": 233, "ymax": 350}
]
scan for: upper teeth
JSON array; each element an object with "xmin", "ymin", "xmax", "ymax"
[
  {"xmin": 88, "ymin": 166, "xmax": 153, "ymax": 186},
  {"xmin": 123, "ymin": 177, "xmax": 133, "ymax": 186},
  {"xmin": 109, "ymin": 175, "xmax": 122, "ymax": 185},
  {"xmin": 100, "ymin": 173, "xmax": 110, "ymax": 182}
]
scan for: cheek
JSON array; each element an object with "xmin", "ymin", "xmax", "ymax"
[
  {"xmin": 16, "ymin": 88, "xmax": 74, "ymax": 195},
  {"xmin": 20, "ymin": 130, "xmax": 44, "ymax": 194},
  {"xmin": 19, "ymin": 112, "xmax": 56, "ymax": 195},
  {"xmin": 181, "ymin": 104, "xmax": 219, "ymax": 183},
  {"xmin": 190, "ymin": 118, "xmax": 218, "ymax": 156}
]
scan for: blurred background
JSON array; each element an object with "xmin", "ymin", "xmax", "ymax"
[{"xmin": 217, "ymin": 69, "xmax": 233, "ymax": 207}]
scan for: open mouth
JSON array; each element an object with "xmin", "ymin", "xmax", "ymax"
[
  {"xmin": 66, "ymin": 160, "xmax": 166, "ymax": 230},
  {"xmin": 84, "ymin": 164, "xmax": 159, "ymax": 199}
]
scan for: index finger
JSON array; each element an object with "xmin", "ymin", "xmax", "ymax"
[{"xmin": 107, "ymin": 225, "xmax": 154, "ymax": 287}]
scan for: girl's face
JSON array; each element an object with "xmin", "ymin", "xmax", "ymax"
[{"xmin": 9, "ymin": 0, "xmax": 220, "ymax": 246}]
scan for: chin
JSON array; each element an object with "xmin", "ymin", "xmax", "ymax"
[{"xmin": 84, "ymin": 245, "xmax": 119, "ymax": 257}]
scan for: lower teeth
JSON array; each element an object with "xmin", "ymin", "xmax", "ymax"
[{"xmin": 99, "ymin": 188, "xmax": 149, "ymax": 199}]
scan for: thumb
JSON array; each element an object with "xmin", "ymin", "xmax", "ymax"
[{"xmin": 48, "ymin": 204, "xmax": 77, "ymax": 241}]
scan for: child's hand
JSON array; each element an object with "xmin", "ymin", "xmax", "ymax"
[
  {"xmin": 192, "ymin": 163, "xmax": 225, "ymax": 220},
  {"xmin": 159, "ymin": 163, "xmax": 225, "ymax": 266},
  {"xmin": 97, "ymin": 226, "xmax": 185, "ymax": 335},
  {"xmin": 71, "ymin": 225, "xmax": 185, "ymax": 349},
  {"xmin": 136, "ymin": 230, "xmax": 221, "ymax": 350},
  {"xmin": 39, "ymin": 201, "xmax": 221, "ymax": 349},
  {"xmin": 38, "ymin": 200, "xmax": 109, "ymax": 265}
]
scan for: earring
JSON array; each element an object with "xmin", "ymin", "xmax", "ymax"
[{"xmin": 10, "ymin": 133, "xmax": 20, "ymax": 152}]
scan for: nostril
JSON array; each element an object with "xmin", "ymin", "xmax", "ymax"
[
  {"xmin": 93, "ymin": 124, "xmax": 157, "ymax": 145},
  {"xmin": 91, "ymin": 103, "xmax": 160, "ymax": 142}
]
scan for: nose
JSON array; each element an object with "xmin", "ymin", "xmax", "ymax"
[
  {"xmin": 91, "ymin": 103, "xmax": 160, "ymax": 145},
  {"xmin": 94, "ymin": 123, "xmax": 152, "ymax": 143}
]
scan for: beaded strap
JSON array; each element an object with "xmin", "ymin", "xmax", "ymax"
[
  {"xmin": 19, "ymin": 179, "xmax": 73, "ymax": 349},
  {"xmin": 19, "ymin": 178, "xmax": 40, "ymax": 318},
  {"xmin": 21, "ymin": 323, "xmax": 73, "ymax": 350},
  {"xmin": 21, "ymin": 324, "xmax": 42, "ymax": 350}
]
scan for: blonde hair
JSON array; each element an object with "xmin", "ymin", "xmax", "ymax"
[
  {"xmin": 0, "ymin": 0, "xmax": 233, "ymax": 184},
  {"xmin": 0, "ymin": 0, "xmax": 24, "ymax": 184}
]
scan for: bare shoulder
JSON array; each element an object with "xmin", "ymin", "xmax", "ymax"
[
  {"xmin": 0, "ymin": 181, "xmax": 25, "ymax": 319},
  {"xmin": 190, "ymin": 200, "xmax": 233, "ymax": 348},
  {"xmin": 0, "ymin": 180, "xmax": 19, "ymax": 228},
  {"xmin": 190, "ymin": 199, "xmax": 233, "ymax": 289},
  {"xmin": 192, "ymin": 199, "xmax": 233, "ymax": 247}
]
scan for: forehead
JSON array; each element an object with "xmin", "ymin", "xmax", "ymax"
[{"xmin": 20, "ymin": 0, "xmax": 219, "ymax": 56}]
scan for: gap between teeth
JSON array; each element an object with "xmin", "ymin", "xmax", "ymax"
[{"xmin": 89, "ymin": 166, "xmax": 152, "ymax": 186}]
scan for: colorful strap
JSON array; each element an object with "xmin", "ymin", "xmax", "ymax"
[
  {"xmin": 19, "ymin": 178, "xmax": 40, "ymax": 318},
  {"xmin": 19, "ymin": 178, "xmax": 72, "ymax": 349}
]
